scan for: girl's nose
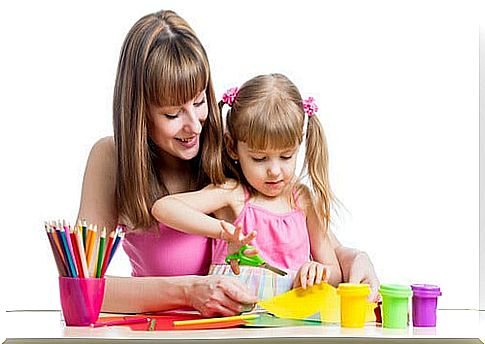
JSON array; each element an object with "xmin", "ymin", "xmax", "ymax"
[{"xmin": 267, "ymin": 162, "xmax": 281, "ymax": 177}]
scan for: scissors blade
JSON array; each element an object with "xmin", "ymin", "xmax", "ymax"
[{"xmin": 261, "ymin": 263, "xmax": 287, "ymax": 276}]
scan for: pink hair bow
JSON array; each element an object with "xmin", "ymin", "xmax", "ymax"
[
  {"xmin": 222, "ymin": 87, "xmax": 239, "ymax": 106},
  {"xmin": 302, "ymin": 97, "xmax": 318, "ymax": 117}
]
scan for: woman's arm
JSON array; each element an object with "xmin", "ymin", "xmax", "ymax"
[
  {"xmin": 77, "ymin": 138, "xmax": 257, "ymax": 314},
  {"xmin": 334, "ymin": 241, "xmax": 380, "ymax": 302},
  {"xmin": 77, "ymin": 136, "xmax": 118, "ymax": 232},
  {"xmin": 327, "ymin": 229, "xmax": 380, "ymax": 301},
  {"xmin": 102, "ymin": 275, "xmax": 258, "ymax": 316}
]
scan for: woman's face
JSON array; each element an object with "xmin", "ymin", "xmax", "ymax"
[{"xmin": 149, "ymin": 90, "xmax": 208, "ymax": 161}]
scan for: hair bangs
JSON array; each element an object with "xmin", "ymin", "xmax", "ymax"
[
  {"xmin": 243, "ymin": 100, "xmax": 303, "ymax": 151},
  {"xmin": 146, "ymin": 38, "xmax": 209, "ymax": 108}
]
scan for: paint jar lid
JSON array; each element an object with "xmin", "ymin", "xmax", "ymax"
[
  {"xmin": 337, "ymin": 283, "xmax": 371, "ymax": 297},
  {"xmin": 411, "ymin": 284, "xmax": 442, "ymax": 298},
  {"xmin": 379, "ymin": 284, "xmax": 412, "ymax": 298}
]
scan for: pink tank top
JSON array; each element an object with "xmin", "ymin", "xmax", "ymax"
[
  {"xmin": 211, "ymin": 187, "xmax": 310, "ymax": 270},
  {"xmin": 122, "ymin": 222, "xmax": 211, "ymax": 277}
]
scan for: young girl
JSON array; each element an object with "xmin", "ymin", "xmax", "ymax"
[{"xmin": 152, "ymin": 73, "xmax": 342, "ymax": 300}]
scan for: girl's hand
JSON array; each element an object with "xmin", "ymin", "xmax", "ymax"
[
  {"xmin": 219, "ymin": 221, "xmax": 258, "ymax": 275},
  {"xmin": 292, "ymin": 261, "xmax": 330, "ymax": 289},
  {"xmin": 188, "ymin": 275, "xmax": 258, "ymax": 317}
]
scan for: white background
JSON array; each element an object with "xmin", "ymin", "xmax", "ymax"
[{"xmin": 0, "ymin": 0, "xmax": 482, "ymax": 322}]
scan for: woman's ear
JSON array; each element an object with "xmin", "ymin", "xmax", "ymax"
[{"xmin": 224, "ymin": 133, "xmax": 239, "ymax": 160}]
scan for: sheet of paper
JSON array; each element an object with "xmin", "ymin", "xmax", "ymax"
[{"xmin": 258, "ymin": 282, "xmax": 378, "ymax": 323}]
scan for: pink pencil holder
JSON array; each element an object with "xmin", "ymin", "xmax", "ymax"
[{"xmin": 59, "ymin": 277, "xmax": 105, "ymax": 326}]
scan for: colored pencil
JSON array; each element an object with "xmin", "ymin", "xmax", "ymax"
[
  {"xmin": 49, "ymin": 222, "xmax": 67, "ymax": 270},
  {"xmin": 44, "ymin": 223, "xmax": 68, "ymax": 276},
  {"xmin": 173, "ymin": 314, "xmax": 259, "ymax": 326},
  {"xmin": 52, "ymin": 224, "xmax": 71, "ymax": 276},
  {"xmin": 61, "ymin": 220, "xmax": 75, "ymax": 269},
  {"xmin": 90, "ymin": 317, "xmax": 151, "ymax": 328},
  {"xmin": 86, "ymin": 224, "xmax": 97, "ymax": 269},
  {"xmin": 58, "ymin": 226, "xmax": 78, "ymax": 278},
  {"xmin": 70, "ymin": 227, "xmax": 84, "ymax": 278},
  {"xmin": 88, "ymin": 227, "xmax": 99, "ymax": 278},
  {"xmin": 45, "ymin": 219, "xmax": 121, "ymax": 279},
  {"xmin": 96, "ymin": 227, "xmax": 107, "ymax": 278},
  {"xmin": 100, "ymin": 230, "xmax": 115, "ymax": 277},
  {"xmin": 81, "ymin": 219, "xmax": 88, "ymax": 247},
  {"xmin": 107, "ymin": 229, "xmax": 124, "ymax": 267},
  {"xmin": 75, "ymin": 226, "xmax": 89, "ymax": 278}
]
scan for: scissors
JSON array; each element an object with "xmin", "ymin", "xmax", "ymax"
[{"xmin": 225, "ymin": 245, "xmax": 287, "ymax": 276}]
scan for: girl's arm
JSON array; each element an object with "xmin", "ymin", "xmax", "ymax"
[
  {"xmin": 297, "ymin": 185, "xmax": 342, "ymax": 287},
  {"xmin": 77, "ymin": 138, "xmax": 257, "ymax": 314},
  {"xmin": 152, "ymin": 181, "xmax": 243, "ymax": 240},
  {"xmin": 152, "ymin": 183, "xmax": 258, "ymax": 272}
]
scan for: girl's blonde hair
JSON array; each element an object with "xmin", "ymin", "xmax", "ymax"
[
  {"xmin": 222, "ymin": 73, "xmax": 334, "ymax": 232},
  {"xmin": 114, "ymin": 10, "xmax": 224, "ymax": 229}
]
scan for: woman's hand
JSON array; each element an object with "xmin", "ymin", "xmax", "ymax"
[
  {"xmin": 292, "ymin": 261, "xmax": 331, "ymax": 289},
  {"xmin": 187, "ymin": 275, "xmax": 258, "ymax": 317},
  {"xmin": 336, "ymin": 246, "xmax": 380, "ymax": 302},
  {"xmin": 347, "ymin": 251, "xmax": 380, "ymax": 302},
  {"xmin": 220, "ymin": 221, "xmax": 258, "ymax": 275}
]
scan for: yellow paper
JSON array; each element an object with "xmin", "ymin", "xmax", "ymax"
[{"xmin": 258, "ymin": 282, "xmax": 377, "ymax": 323}]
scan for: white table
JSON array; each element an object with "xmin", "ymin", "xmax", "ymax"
[{"xmin": 2, "ymin": 310, "xmax": 485, "ymax": 343}]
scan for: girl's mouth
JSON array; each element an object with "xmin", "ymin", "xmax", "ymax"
[{"xmin": 265, "ymin": 180, "xmax": 284, "ymax": 188}]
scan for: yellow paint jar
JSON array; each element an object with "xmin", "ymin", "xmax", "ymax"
[{"xmin": 337, "ymin": 283, "xmax": 371, "ymax": 328}]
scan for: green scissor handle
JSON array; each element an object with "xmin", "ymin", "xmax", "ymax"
[{"xmin": 225, "ymin": 244, "xmax": 264, "ymax": 267}]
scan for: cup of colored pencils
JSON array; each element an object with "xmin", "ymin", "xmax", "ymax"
[{"xmin": 44, "ymin": 220, "xmax": 124, "ymax": 326}]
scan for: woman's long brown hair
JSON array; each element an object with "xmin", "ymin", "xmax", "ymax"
[{"xmin": 113, "ymin": 10, "xmax": 224, "ymax": 229}]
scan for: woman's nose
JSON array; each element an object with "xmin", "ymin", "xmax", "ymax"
[{"xmin": 183, "ymin": 106, "xmax": 203, "ymax": 134}]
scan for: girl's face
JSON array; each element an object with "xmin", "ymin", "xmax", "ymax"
[
  {"xmin": 149, "ymin": 90, "xmax": 208, "ymax": 161},
  {"xmin": 235, "ymin": 141, "xmax": 299, "ymax": 197}
]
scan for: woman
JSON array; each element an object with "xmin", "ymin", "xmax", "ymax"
[{"xmin": 77, "ymin": 9, "xmax": 379, "ymax": 317}]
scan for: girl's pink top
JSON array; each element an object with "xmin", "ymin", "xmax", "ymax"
[
  {"xmin": 211, "ymin": 187, "xmax": 310, "ymax": 270},
  {"xmin": 122, "ymin": 223, "xmax": 211, "ymax": 277}
]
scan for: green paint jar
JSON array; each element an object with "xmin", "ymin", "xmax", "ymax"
[{"xmin": 378, "ymin": 284, "xmax": 412, "ymax": 329}]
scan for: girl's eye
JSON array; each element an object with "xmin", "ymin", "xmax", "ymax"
[
  {"xmin": 251, "ymin": 157, "xmax": 266, "ymax": 162},
  {"xmin": 281, "ymin": 155, "xmax": 293, "ymax": 160},
  {"xmin": 164, "ymin": 113, "xmax": 178, "ymax": 119}
]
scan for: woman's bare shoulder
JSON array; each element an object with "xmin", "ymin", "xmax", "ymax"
[
  {"xmin": 87, "ymin": 136, "xmax": 116, "ymax": 171},
  {"xmin": 91, "ymin": 136, "xmax": 115, "ymax": 157},
  {"xmin": 78, "ymin": 136, "xmax": 118, "ymax": 230}
]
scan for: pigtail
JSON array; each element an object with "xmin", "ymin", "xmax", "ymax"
[
  {"xmin": 219, "ymin": 99, "xmax": 247, "ymax": 184},
  {"xmin": 303, "ymin": 115, "xmax": 334, "ymax": 233}
]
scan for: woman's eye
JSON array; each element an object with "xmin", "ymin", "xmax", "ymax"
[
  {"xmin": 164, "ymin": 113, "xmax": 178, "ymax": 119},
  {"xmin": 194, "ymin": 98, "xmax": 206, "ymax": 107},
  {"xmin": 251, "ymin": 157, "xmax": 266, "ymax": 162}
]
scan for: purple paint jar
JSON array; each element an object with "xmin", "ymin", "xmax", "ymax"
[{"xmin": 411, "ymin": 284, "xmax": 442, "ymax": 327}]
